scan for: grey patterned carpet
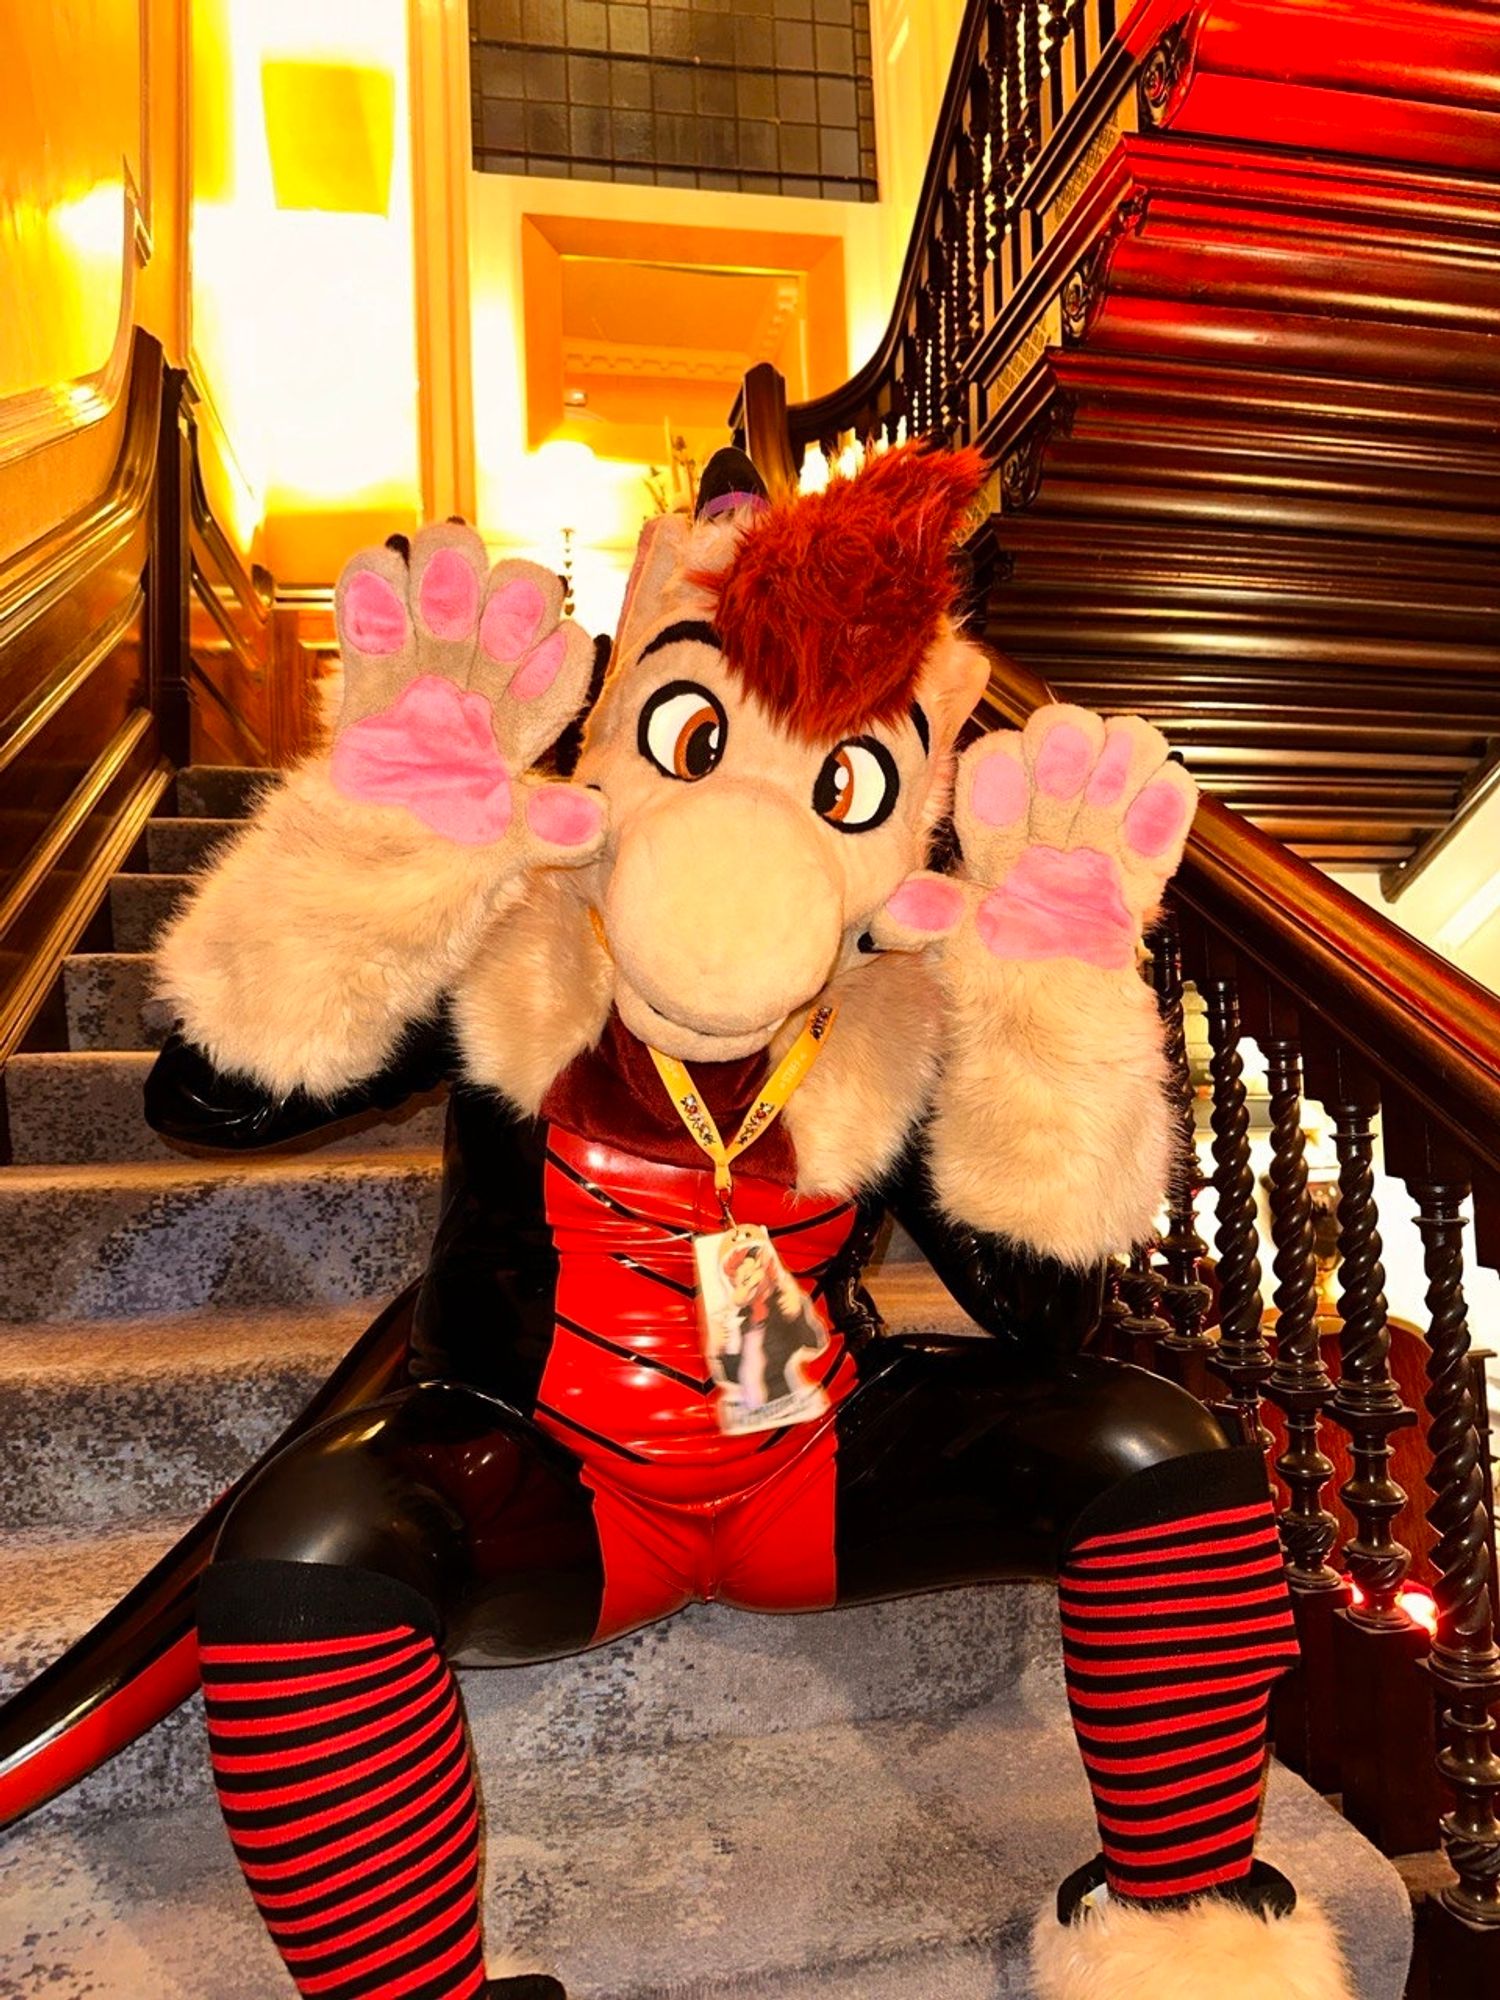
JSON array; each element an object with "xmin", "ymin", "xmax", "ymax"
[{"xmin": 0, "ymin": 767, "xmax": 1412, "ymax": 1998}]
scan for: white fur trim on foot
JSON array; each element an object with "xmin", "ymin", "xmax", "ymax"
[{"xmin": 1031, "ymin": 1887, "xmax": 1355, "ymax": 2000}]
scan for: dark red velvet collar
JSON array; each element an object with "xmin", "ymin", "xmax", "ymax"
[{"xmin": 540, "ymin": 1010, "xmax": 796, "ymax": 1185}]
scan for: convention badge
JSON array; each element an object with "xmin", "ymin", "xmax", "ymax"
[{"xmin": 693, "ymin": 1223, "xmax": 831, "ymax": 1435}]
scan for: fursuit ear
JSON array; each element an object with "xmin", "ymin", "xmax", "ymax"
[
  {"xmin": 696, "ymin": 446, "xmax": 769, "ymax": 522},
  {"xmin": 917, "ymin": 627, "xmax": 991, "ymax": 754},
  {"xmin": 614, "ymin": 512, "xmax": 691, "ymax": 668}
]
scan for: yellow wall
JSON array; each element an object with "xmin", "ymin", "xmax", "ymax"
[
  {"xmin": 190, "ymin": 0, "xmax": 421, "ymax": 582},
  {"xmin": 2, "ymin": 0, "xmax": 966, "ymax": 594}
]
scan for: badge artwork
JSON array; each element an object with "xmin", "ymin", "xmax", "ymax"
[{"xmin": 696, "ymin": 1223, "xmax": 831, "ymax": 1433}]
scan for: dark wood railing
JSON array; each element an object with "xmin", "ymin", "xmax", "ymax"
[
  {"xmin": 733, "ymin": 3, "xmax": 1500, "ymax": 1988},
  {"xmin": 735, "ymin": 0, "xmax": 1129, "ymax": 471},
  {"xmin": 0, "ymin": 329, "xmax": 170, "ymax": 1066},
  {"xmin": 0, "ymin": 340, "xmax": 288, "ymax": 1076}
]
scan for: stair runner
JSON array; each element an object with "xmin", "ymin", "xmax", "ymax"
[{"xmin": 0, "ymin": 769, "xmax": 1411, "ymax": 1997}]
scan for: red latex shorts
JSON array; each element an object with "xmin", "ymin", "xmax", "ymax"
[{"xmin": 534, "ymin": 1128, "xmax": 859, "ymax": 1640}]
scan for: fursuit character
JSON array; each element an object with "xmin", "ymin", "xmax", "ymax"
[{"xmin": 0, "ymin": 443, "xmax": 1351, "ymax": 2000}]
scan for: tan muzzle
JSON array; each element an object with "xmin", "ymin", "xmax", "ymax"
[{"xmin": 603, "ymin": 782, "xmax": 845, "ymax": 1039}]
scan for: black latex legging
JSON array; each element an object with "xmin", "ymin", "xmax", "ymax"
[{"xmin": 195, "ymin": 1338, "xmax": 1297, "ymax": 1997}]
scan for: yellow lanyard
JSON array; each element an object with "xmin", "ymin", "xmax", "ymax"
[{"xmin": 648, "ymin": 1003, "xmax": 838, "ymax": 1220}]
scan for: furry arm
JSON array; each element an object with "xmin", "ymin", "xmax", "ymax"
[
  {"xmin": 153, "ymin": 533, "xmax": 604, "ymax": 1100},
  {"xmin": 152, "ymin": 768, "xmax": 541, "ymax": 1098},
  {"xmin": 924, "ymin": 707, "xmax": 1197, "ymax": 1269}
]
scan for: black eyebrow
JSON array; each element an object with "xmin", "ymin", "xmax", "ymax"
[
  {"xmin": 911, "ymin": 702, "xmax": 930, "ymax": 753},
  {"xmin": 641, "ymin": 619, "xmax": 723, "ymax": 660}
]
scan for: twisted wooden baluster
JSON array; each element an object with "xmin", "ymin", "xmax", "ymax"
[
  {"xmin": 1020, "ymin": 0, "xmax": 1044, "ymax": 178},
  {"xmin": 1099, "ymin": 1256, "xmax": 1131, "ymax": 1363},
  {"xmin": 1328, "ymin": 1094, "xmax": 1413, "ymax": 1628},
  {"xmin": 927, "ymin": 252, "xmax": 954, "ymax": 436},
  {"xmin": 1263, "ymin": 1034, "xmax": 1341, "ymax": 1590},
  {"xmin": 949, "ymin": 133, "xmax": 977, "ymax": 358},
  {"xmin": 1412, "ymin": 1179, "xmax": 1500, "ymax": 1926},
  {"xmin": 1001, "ymin": 1, "xmax": 1027, "ymax": 213},
  {"xmin": 915, "ymin": 280, "xmax": 937, "ymax": 437},
  {"xmin": 965, "ymin": 53, "xmax": 991, "ymax": 325},
  {"xmin": 1202, "ymin": 977, "xmax": 1272, "ymax": 1447},
  {"xmin": 1149, "ymin": 916, "xmax": 1213, "ymax": 1375},
  {"xmin": 982, "ymin": 6, "xmax": 1006, "ymax": 266},
  {"xmin": 1118, "ymin": 1241, "xmax": 1173, "ymax": 1373}
]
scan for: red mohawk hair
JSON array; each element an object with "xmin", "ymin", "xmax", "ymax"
[{"xmin": 702, "ymin": 440, "xmax": 988, "ymax": 744}]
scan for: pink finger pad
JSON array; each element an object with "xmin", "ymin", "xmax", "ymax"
[
  {"xmin": 480, "ymin": 579, "xmax": 546, "ymax": 662},
  {"xmin": 1124, "ymin": 778, "xmax": 1191, "ymax": 858},
  {"xmin": 510, "ymin": 628, "xmax": 567, "ymax": 700},
  {"xmin": 970, "ymin": 750, "xmax": 1028, "ymax": 828},
  {"xmin": 341, "ymin": 570, "xmax": 409, "ymax": 656},
  {"xmin": 330, "ymin": 676, "xmax": 511, "ymax": 845},
  {"xmin": 527, "ymin": 786, "xmax": 602, "ymax": 848},
  {"xmin": 885, "ymin": 875, "xmax": 965, "ymax": 933},
  {"xmin": 1033, "ymin": 722, "xmax": 1093, "ymax": 799},
  {"xmin": 418, "ymin": 548, "xmax": 480, "ymax": 639},
  {"xmin": 1085, "ymin": 731, "xmax": 1135, "ymax": 807}
]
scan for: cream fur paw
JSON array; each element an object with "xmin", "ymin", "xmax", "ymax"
[
  {"xmin": 925, "ymin": 705, "xmax": 1193, "ymax": 1264},
  {"xmin": 330, "ymin": 523, "xmax": 604, "ymax": 860},
  {"xmin": 953, "ymin": 706, "xmax": 1197, "ymax": 971},
  {"xmin": 1031, "ymin": 1888, "xmax": 1355, "ymax": 2000},
  {"xmin": 154, "ymin": 524, "xmax": 608, "ymax": 1097}
]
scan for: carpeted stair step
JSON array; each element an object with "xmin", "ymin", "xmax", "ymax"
[
  {"xmin": 174, "ymin": 766, "xmax": 274, "ymax": 819},
  {"xmin": 0, "ymin": 1698, "xmax": 1412, "ymax": 2000},
  {"xmin": 109, "ymin": 873, "xmax": 193, "ymax": 951},
  {"xmin": 0, "ymin": 1306, "xmax": 367, "ymax": 1531},
  {"xmin": 145, "ymin": 817, "xmax": 239, "ymax": 876},
  {"xmin": 4, "ymin": 1050, "xmax": 447, "ymax": 1163},
  {"xmin": 0, "ymin": 1155, "xmax": 440, "ymax": 1321},
  {"xmin": 61, "ymin": 953, "xmax": 163, "ymax": 1051}
]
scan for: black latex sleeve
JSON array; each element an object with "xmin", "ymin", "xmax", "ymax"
[
  {"xmin": 882, "ymin": 1136, "xmax": 1107, "ymax": 1369},
  {"xmin": 143, "ymin": 1015, "xmax": 454, "ymax": 1151}
]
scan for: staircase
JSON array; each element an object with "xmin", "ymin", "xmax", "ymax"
[{"xmin": 0, "ymin": 768, "xmax": 1412, "ymax": 1997}]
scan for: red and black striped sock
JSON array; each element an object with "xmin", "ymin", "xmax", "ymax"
[
  {"xmin": 1058, "ymin": 1447, "xmax": 1300, "ymax": 1903},
  {"xmin": 197, "ymin": 1560, "xmax": 487, "ymax": 2000}
]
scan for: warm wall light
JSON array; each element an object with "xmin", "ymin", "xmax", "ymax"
[{"xmin": 261, "ymin": 59, "xmax": 395, "ymax": 215}]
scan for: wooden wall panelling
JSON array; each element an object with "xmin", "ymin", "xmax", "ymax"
[{"xmin": 0, "ymin": 329, "xmax": 169, "ymax": 1060}]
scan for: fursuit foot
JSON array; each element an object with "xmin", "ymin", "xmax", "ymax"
[{"xmin": 1032, "ymin": 1856, "xmax": 1355, "ymax": 2000}]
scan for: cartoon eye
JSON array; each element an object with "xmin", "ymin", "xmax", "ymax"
[
  {"xmin": 812, "ymin": 737, "xmax": 899, "ymax": 832},
  {"xmin": 638, "ymin": 681, "xmax": 728, "ymax": 781}
]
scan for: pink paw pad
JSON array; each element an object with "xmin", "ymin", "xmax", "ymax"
[
  {"xmin": 418, "ymin": 548, "xmax": 481, "ymax": 640},
  {"xmin": 510, "ymin": 628, "xmax": 567, "ymax": 701},
  {"xmin": 342, "ymin": 570, "xmax": 409, "ymax": 656},
  {"xmin": 976, "ymin": 846, "xmax": 1136, "ymax": 970},
  {"xmin": 885, "ymin": 875, "xmax": 966, "ymax": 933},
  {"xmin": 1124, "ymin": 778, "xmax": 1191, "ymax": 859},
  {"xmin": 1084, "ymin": 731, "xmax": 1135, "ymax": 808},
  {"xmin": 526, "ymin": 785, "xmax": 603, "ymax": 848},
  {"xmin": 1033, "ymin": 723, "xmax": 1094, "ymax": 800},
  {"xmin": 330, "ymin": 675, "xmax": 512, "ymax": 846},
  {"xmin": 970, "ymin": 751, "xmax": 1029, "ymax": 828},
  {"xmin": 480, "ymin": 580, "xmax": 547, "ymax": 663}
]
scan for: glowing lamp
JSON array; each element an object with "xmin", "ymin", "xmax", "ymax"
[{"xmin": 261, "ymin": 60, "xmax": 395, "ymax": 215}]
